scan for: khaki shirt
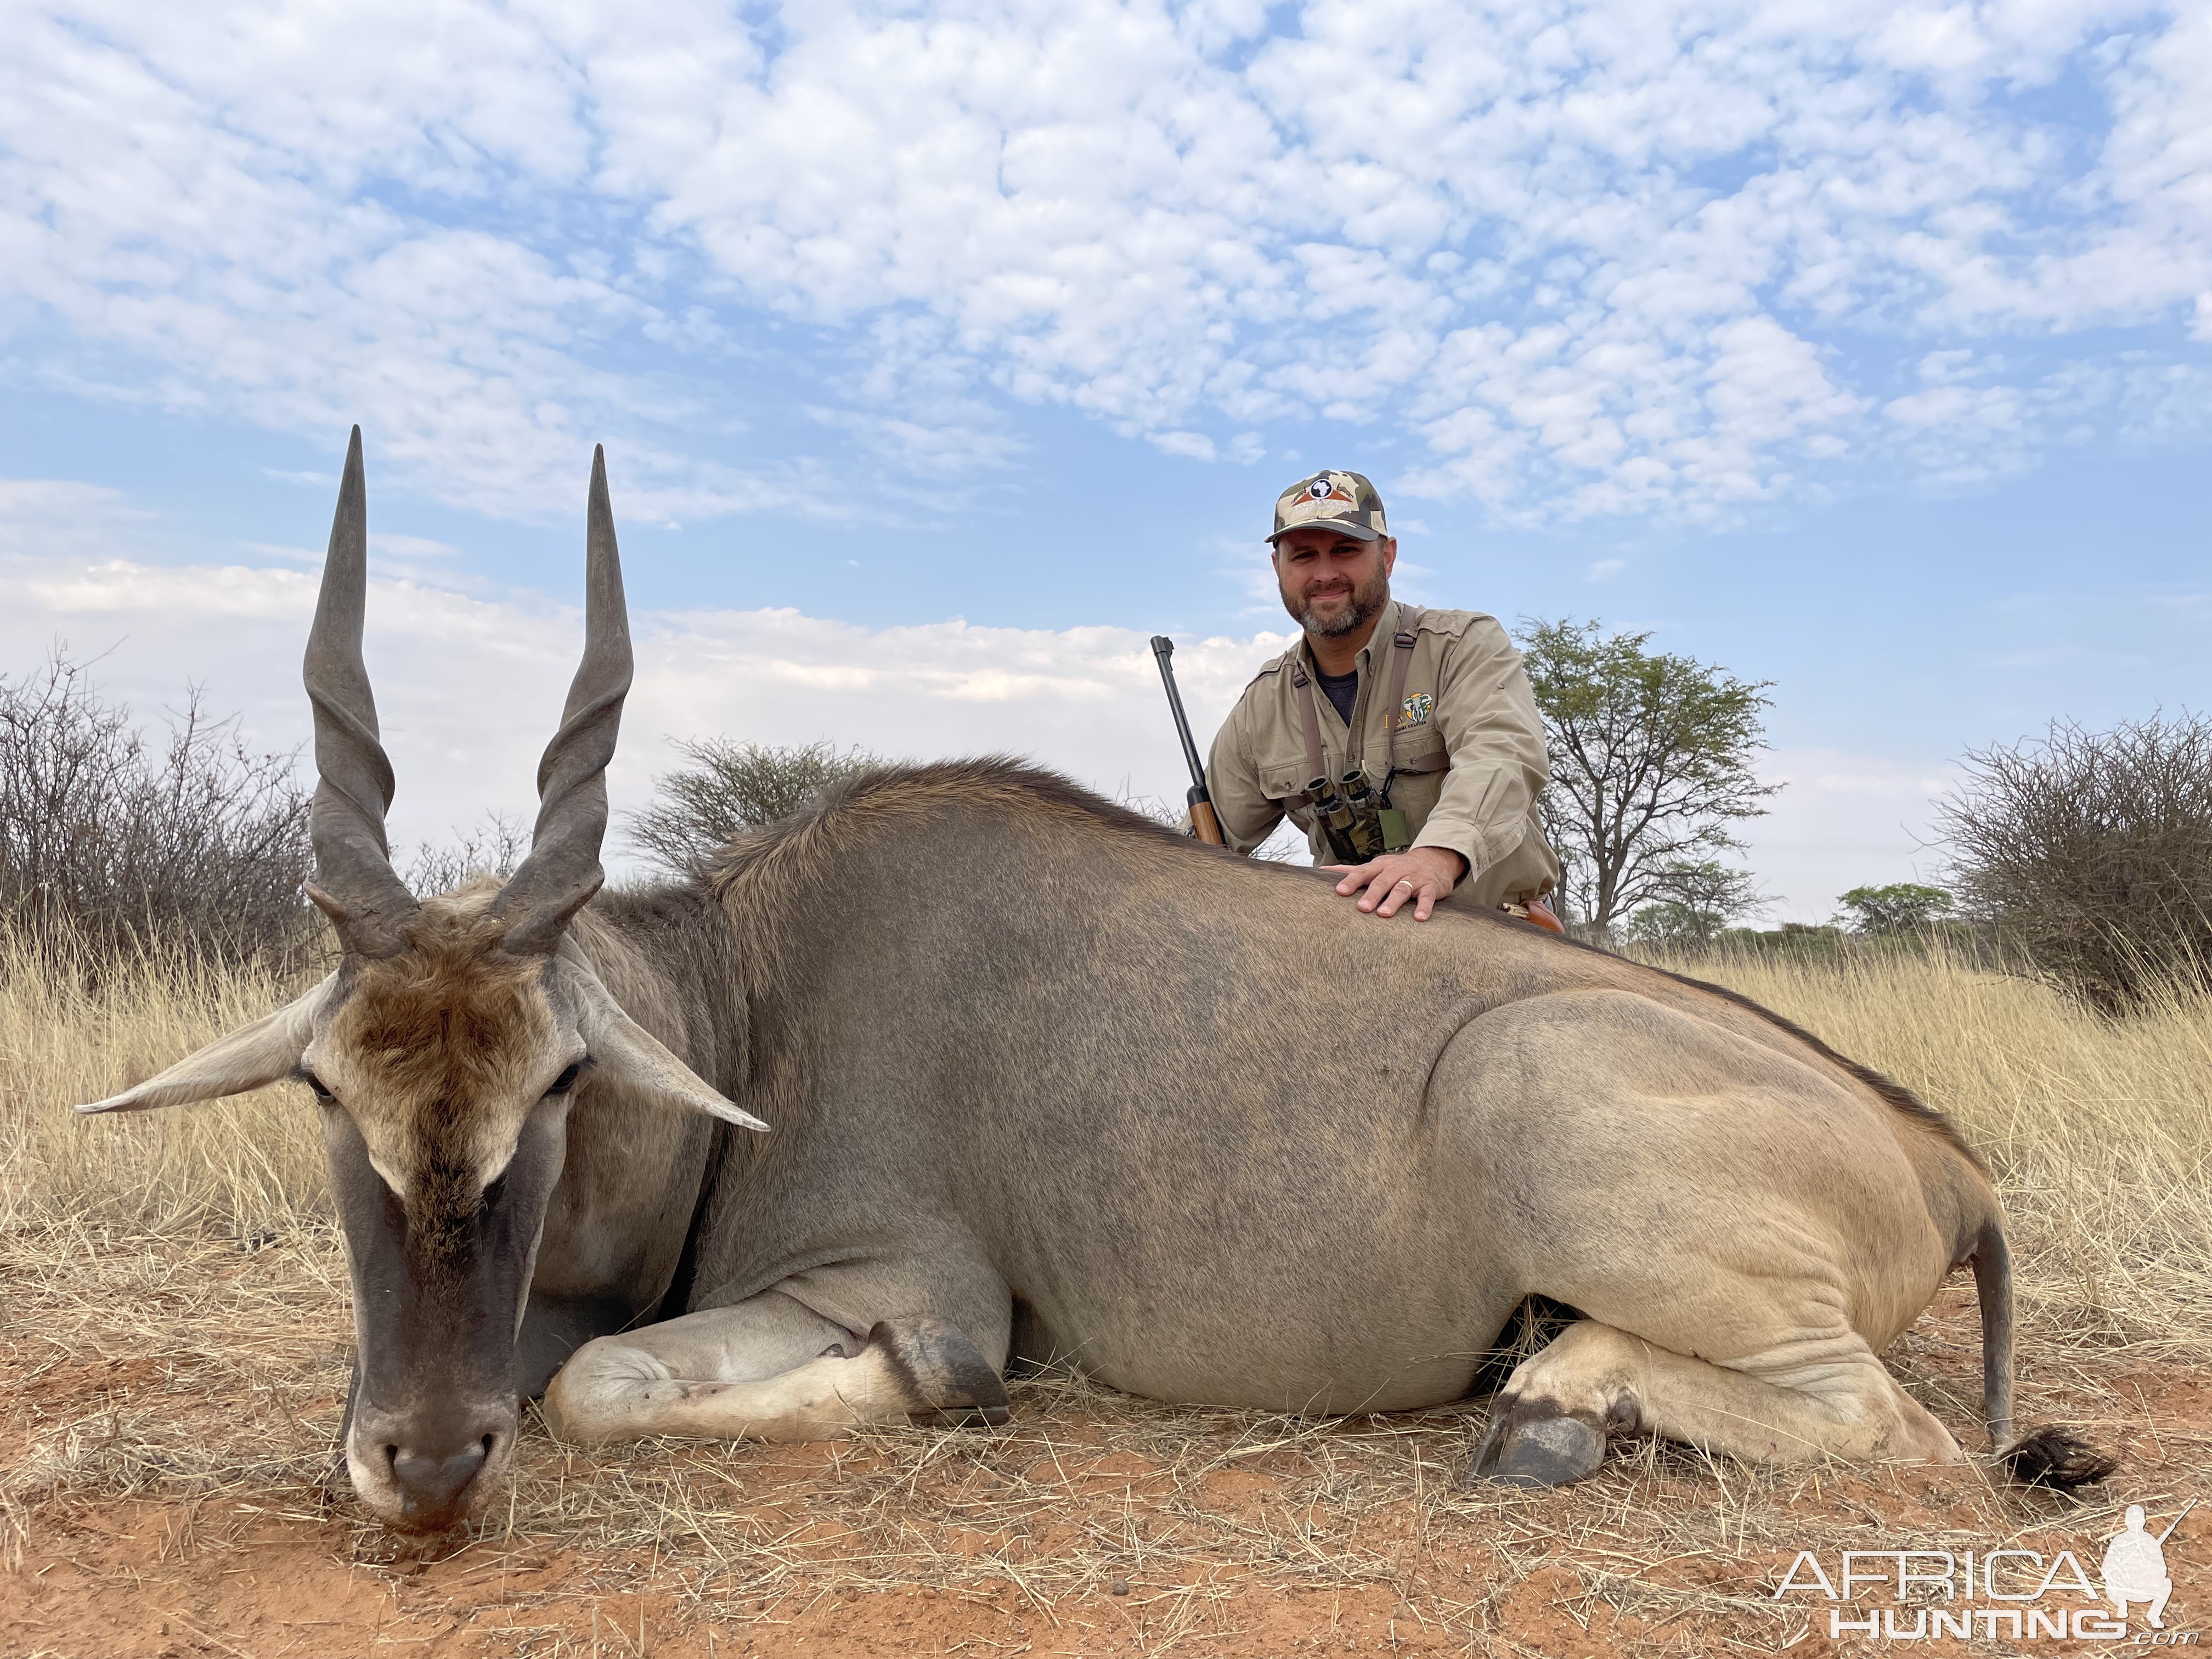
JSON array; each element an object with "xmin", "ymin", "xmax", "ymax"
[{"xmin": 1206, "ymin": 600, "xmax": 1559, "ymax": 910}]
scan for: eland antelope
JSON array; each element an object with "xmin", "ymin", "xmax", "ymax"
[{"xmin": 81, "ymin": 431, "xmax": 2108, "ymax": 1532}]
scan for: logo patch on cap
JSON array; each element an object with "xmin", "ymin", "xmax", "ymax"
[{"xmin": 1269, "ymin": 467, "xmax": 1385, "ymax": 544}]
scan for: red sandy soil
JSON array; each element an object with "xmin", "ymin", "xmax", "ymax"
[{"xmin": 7, "ymin": 1262, "xmax": 2208, "ymax": 1658}]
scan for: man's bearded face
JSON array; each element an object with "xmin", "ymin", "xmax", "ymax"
[{"xmin": 1274, "ymin": 529, "xmax": 1393, "ymax": 639}]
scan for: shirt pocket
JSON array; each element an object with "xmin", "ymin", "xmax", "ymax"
[
  {"xmin": 1259, "ymin": 747, "xmax": 1323, "ymax": 806},
  {"xmin": 1385, "ymin": 768, "xmax": 1444, "ymax": 837},
  {"xmin": 1389, "ymin": 730, "xmax": 1450, "ymax": 780}
]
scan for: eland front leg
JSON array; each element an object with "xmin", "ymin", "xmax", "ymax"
[{"xmin": 542, "ymin": 1288, "xmax": 1009, "ymax": 1446}]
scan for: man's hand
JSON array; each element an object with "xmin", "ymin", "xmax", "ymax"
[{"xmin": 1325, "ymin": 846, "xmax": 1468, "ymax": 921}]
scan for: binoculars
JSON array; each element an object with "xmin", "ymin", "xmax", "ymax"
[{"xmin": 1305, "ymin": 768, "xmax": 1409, "ymax": 863}]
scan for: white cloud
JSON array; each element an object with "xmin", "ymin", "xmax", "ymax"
[
  {"xmin": 2, "ymin": 524, "xmax": 1976, "ymax": 913},
  {"xmin": 0, "ymin": 524, "xmax": 1291, "ymax": 869},
  {"xmin": 1151, "ymin": 431, "xmax": 1218, "ymax": 461},
  {"xmin": 3, "ymin": 1, "xmax": 2208, "ymax": 524},
  {"xmin": 0, "ymin": 479, "xmax": 154, "ymax": 560},
  {"xmin": 1750, "ymin": 747, "xmax": 1961, "ymax": 921}
]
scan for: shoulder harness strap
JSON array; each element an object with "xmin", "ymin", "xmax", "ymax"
[
  {"xmin": 1380, "ymin": 607, "xmax": 1421, "ymax": 778},
  {"xmin": 1292, "ymin": 659, "xmax": 1326, "ymax": 788}
]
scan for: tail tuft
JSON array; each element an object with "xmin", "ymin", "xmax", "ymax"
[{"xmin": 2000, "ymin": 1426, "xmax": 2119, "ymax": 1491}]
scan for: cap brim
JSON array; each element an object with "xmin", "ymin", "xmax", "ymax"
[{"xmin": 1268, "ymin": 517, "xmax": 1382, "ymax": 545}]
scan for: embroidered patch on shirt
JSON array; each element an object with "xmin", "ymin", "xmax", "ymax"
[{"xmin": 1396, "ymin": 692, "xmax": 1434, "ymax": 730}]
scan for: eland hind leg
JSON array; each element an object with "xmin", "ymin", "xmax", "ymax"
[
  {"xmin": 1467, "ymin": 1318, "xmax": 1962, "ymax": 1487},
  {"xmin": 1432, "ymin": 988, "xmax": 1978, "ymax": 1488},
  {"xmin": 544, "ymin": 1286, "xmax": 1009, "ymax": 1447}
]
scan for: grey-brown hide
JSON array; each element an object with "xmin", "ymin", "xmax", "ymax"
[
  {"xmin": 524, "ymin": 890, "xmax": 747, "ymax": 1364},
  {"xmin": 658, "ymin": 763, "xmax": 2000, "ymax": 1412},
  {"xmin": 529, "ymin": 757, "xmax": 2078, "ymax": 1488}
]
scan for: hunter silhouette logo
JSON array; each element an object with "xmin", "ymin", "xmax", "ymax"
[
  {"xmin": 2104, "ymin": 1499, "xmax": 2192, "ymax": 1629},
  {"xmin": 1773, "ymin": 1498, "xmax": 2196, "ymax": 1643}
]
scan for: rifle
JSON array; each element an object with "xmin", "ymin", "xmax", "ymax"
[
  {"xmin": 2157, "ymin": 1497, "xmax": 2198, "ymax": 1544},
  {"xmin": 1148, "ymin": 635, "xmax": 1227, "ymax": 847}
]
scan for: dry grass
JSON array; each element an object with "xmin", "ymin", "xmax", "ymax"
[
  {"xmin": 1641, "ymin": 940, "xmax": 2212, "ymax": 1362},
  {"xmin": 0, "ymin": 928, "xmax": 327, "ymax": 1238},
  {"xmin": 4, "ymin": 1230, "xmax": 2202, "ymax": 1654},
  {"xmin": 5, "ymin": 935, "xmax": 2210, "ymax": 1654}
]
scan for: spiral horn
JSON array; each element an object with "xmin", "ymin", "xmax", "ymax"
[
  {"xmin": 488, "ymin": 445, "xmax": 633, "ymax": 956},
  {"xmin": 302, "ymin": 427, "xmax": 420, "ymax": 958}
]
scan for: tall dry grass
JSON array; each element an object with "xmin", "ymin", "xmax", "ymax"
[
  {"xmin": 0, "ymin": 928, "xmax": 328, "ymax": 1238},
  {"xmin": 4, "ymin": 929, "xmax": 2208, "ymax": 1356},
  {"xmin": 1645, "ymin": 940, "xmax": 2212, "ymax": 1360}
]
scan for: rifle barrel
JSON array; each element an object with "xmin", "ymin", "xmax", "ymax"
[
  {"xmin": 1149, "ymin": 636, "xmax": 1208, "ymax": 788},
  {"xmin": 2157, "ymin": 1497, "xmax": 2198, "ymax": 1544},
  {"xmin": 1150, "ymin": 635, "xmax": 1227, "ymax": 848}
]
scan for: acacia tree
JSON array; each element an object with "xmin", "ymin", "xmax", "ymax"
[
  {"xmin": 1625, "ymin": 860, "xmax": 1763, "ymax": 947},
  {"xmin": 1937, "ymin": 713, "xmax": 2212, "ymax": 1013},
  {"xmin": 628, "ymin": 737, "xmax": 878, "ymax": 877},
  {"xmin": 1835, "ymin": 883, "xmax": 1953, "ymax": 935},
  {"xmin": 0, "ymin": 651, "xmax": 312, "ymax": 967},
  {"xmin": 403, "ymin": 812, "xmax": 529, "ymax": 896},
  {"xmin": 1516, "ymin": 618, "xmax": 1778, "ymax": 940}
]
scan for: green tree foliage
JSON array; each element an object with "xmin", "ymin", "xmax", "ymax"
[
  {"xmin": 1938, "ymin": 713, "xmax": 2212, "ymax": 1014},
  {"xmin": 628, "ymin": 738, "xmax": 878, "ymax": 877},
  {"xmin": 1835, "ymin": 882, "xmax": 1954, "ymax": 935},
  {"xmin": 1625, "ymin": 860, "xmax": 1763, "ymax": 947},
  {"xmin": 1516, "ymin": 617, "xmax": 1779, "ymax": 939}
]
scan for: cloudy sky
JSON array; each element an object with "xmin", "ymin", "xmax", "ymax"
[{"xmin": 3, "ymin": 0, "xmax": 2207, "ymax": 917}]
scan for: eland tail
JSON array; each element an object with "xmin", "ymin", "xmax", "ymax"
[{"xmin": 1971, "ymin": 1220, "xmax": 2118, "ymax": 1489}]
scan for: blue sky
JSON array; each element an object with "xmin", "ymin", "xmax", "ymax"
[{"xmin": 2, "ymin": 0, "xmax": 2207, "ymax": 918}]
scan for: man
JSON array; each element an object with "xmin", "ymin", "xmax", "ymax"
[{"xmin": 1205, "ymin": 470, "xmax": 1561, "ymax": 926}]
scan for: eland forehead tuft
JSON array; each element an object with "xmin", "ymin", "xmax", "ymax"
[{"xmin": 317, "ymin": 890, "xmax": 568, "ymax": 1222}]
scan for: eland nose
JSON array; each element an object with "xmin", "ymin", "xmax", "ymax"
[{"xmin": 386, "ymin": 1430, "xmax": 496, "ymax": 1525}]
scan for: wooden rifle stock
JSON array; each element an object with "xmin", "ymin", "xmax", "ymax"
[{"xmin": 1149, "ymin": 635, "xmax": 1230, "ymax": 849}]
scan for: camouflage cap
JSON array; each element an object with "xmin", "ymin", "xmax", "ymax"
[{"xmin": 1268, "ymin": 470, "xmax": 1387, "ymax": 545}]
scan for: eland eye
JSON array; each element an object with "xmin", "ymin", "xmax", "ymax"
[
  {"xmin": 301, "ymin": 1071, "xmax": 335, "ymax": 1103},
  {"xmin": 546, "ymin": 1062, "xmax": 584, "ymax": 1097}
]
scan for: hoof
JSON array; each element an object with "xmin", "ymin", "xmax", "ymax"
[
  {"xmin": 1466, "ymin": 1406, "xmax": 1607, "ymax": 1489},
  {"xmin": 868, "ymin": 1318, "xmax": 1012, "ymax": 1427}
]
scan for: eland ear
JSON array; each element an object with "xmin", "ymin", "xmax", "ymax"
[
  {"xmin": 555, "ymin": 944, "xmax": 767, "ymax": 1131},
  {"xmin": 77, "ymin": 978, "xmax": 332, "ymax": 1115},
  {"xmin": 583, "ymin": 1002, "xmax": 770, "ymax": 1132},
  {"xmin": 559, "ymin": 962, "xmax": 766, "ymax": 1131}
]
